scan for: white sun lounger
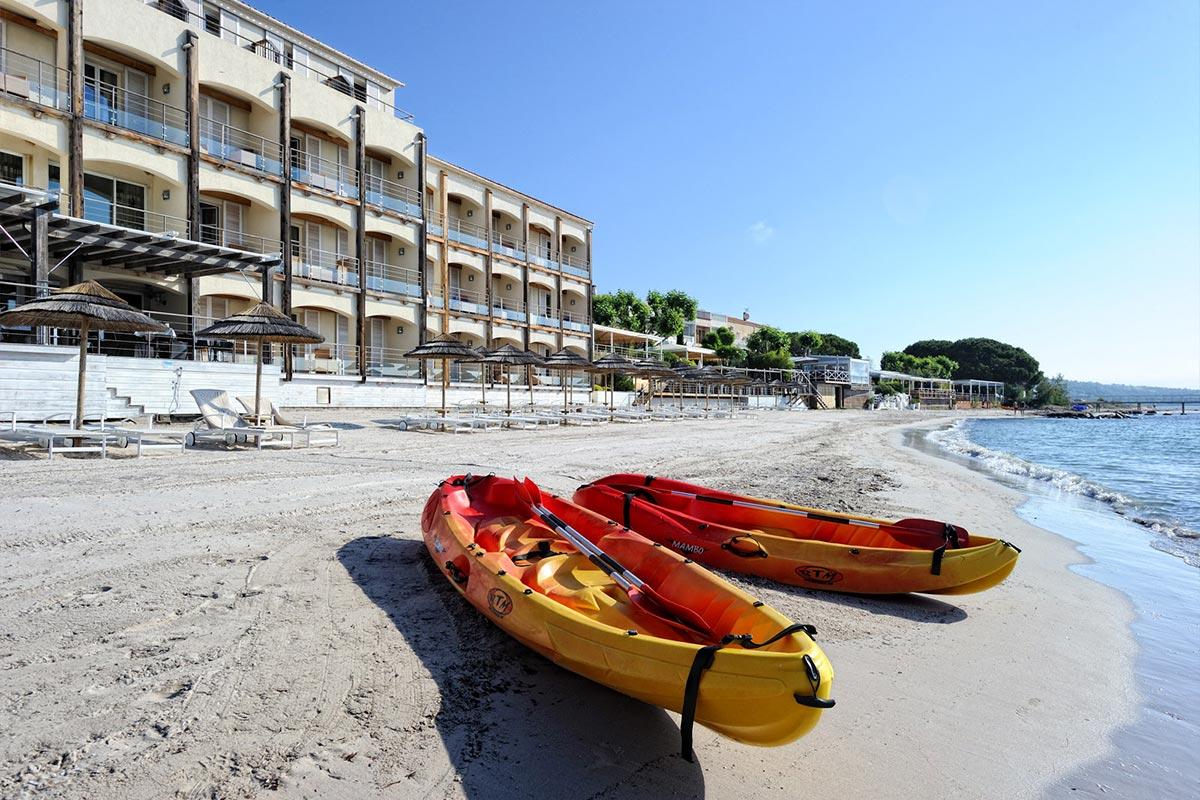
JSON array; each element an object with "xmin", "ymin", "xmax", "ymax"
[
  {"xmin": 0, "ymin": 412, "xmax": 120, "ymax": 459},
  {"xmin": 188, "ymin": 389, "xmax": 312, "ymax": 450},
  {"xmin": 236, "ymin": 396, "xmax": 340, "ymax": 446}
]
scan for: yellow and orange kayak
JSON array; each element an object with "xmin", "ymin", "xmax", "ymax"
[
  {"xmin": 422, "ymin": 474, "xmax": 835, "ymax": 756},
  {"xmin": 573, "ymin": 474, "xmax": 1020, "ymax": 595}
]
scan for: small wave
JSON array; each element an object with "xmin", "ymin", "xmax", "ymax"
[{"xmin": 929, "ymin": 421, "xmax": 1200, "ymax": 546}]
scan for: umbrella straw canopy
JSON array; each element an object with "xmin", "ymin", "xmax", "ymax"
[
  {"xmin": 482, "ymin": 345, "xmax": 545, "ymax": 415},
  {"xmin": 0, "ymin": 281, "xmax": 169, "ymax": 428},
  {"xmin": 195, "ymin": 302, "xmax": 322, "ymax": 426},
  {"xmin": 405, "ymin": 334, "xmax": 481, "ymax": 417},
  {"xmin": 543, "ymin": 348, "xmax": 594, "ymax": 411}
]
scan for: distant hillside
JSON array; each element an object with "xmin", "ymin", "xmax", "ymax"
[{"xmin": 1066, "ymin": 380, "xmax": 1200, "ymax": 401}]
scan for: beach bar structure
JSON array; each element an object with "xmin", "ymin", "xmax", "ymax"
[
  {"xmin": 793, "ymin": 355, "xmax": 873, "ymax": 409},
  {"xmin": 0, "ymin": 0, "xmax": 595, "ymax": 419},
  {"xmin": 871, "ymin": 369, "xmax": 955, "ymax": 408},
  {"xmin": 952, "ymin": 379, "xmax": 1005, "ymax": 408}
]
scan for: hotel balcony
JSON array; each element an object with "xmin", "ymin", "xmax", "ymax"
[
  {"xmin": 490, "ymin": 229, "xmax": 525, "ymax": 260},
  {"xmin": 562, "ymin": 309, "xmax": 591, "ymax": 333},
  {"xmin": 198, "ymin": 226, "xmax": 282, "ymax": 255},
  {"xmin": 528, "ymin": 245, "xmax": 559, "ymax": 271},
  {"xmin": 82, "ymin": 198, "xmax": 189, "ymax": 237},
  {"xmin": 83, "ymin": 77, "xmax": 189, "ymax": 147},
  {"xmin": 293, "ymin": 342, "xmax": 359, "ymax": 375},
  {"xmin": 425, "ymin": 209, "xmax": 444, "ymax": 237},
  {"xmin": 200, "ymin": 117, "xmax": 284, "ymax": 177},
  {"xmin": 447, "ymin": 285, "xmax": 487, "ymax": 315},
  {"xmin": 491, "ymin": 296, "xmax": 526, "ymax": 323},
  {"xmin": 365, "ymin": 347, "xmax": 422, "ymax": 379},
  {"xmin": 292, "ymin": 245, "xmax": 359, "ymax": 287},
  {"xmin": 365, "ymin": 175, "xmax": 420, "ymax": 218},
  {"xmin": 560, "ymin": 251, "xmax": 590, "ymax": 279},
  {"xmin": 530, "ymin": 307, "xmax": 559, "ymax": 328},
  {"xmin": 0, "ymin": 47, "xmax": 70, "ymax": 112},
  {"xmin": 363, "ymin": 261, "xmax": 421, "ymax": 297},
  {"xmin": 291, "ymin": 151, "xmax": 358, "ymax": 200},
  {"xmin": 445, "ymin": 217, "xmax": 488, "ymax": 250}
]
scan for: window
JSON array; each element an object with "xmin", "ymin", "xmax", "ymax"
[
  {"xmin": 198, "ymin": 199, "xmax": 244, "ymax": 247},
  {"xmin": 0, "ymin": 152, "xmax": 24, "ymax": 186},
  {"xmin": 203, "ymin": 6, "xmax": 221, "ymax": 36},
  {"xmin": 82, "ymin": 173, "xmax": 145, "ymax": 229}
]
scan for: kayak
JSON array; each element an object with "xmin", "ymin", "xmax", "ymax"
[
  {"xmin": 573, "ymin": 474, "xmax": 1020, "ymax": 595},
  {"xmin": 422, "ymin": 474, "xmax": 835, "ymax": 756}
]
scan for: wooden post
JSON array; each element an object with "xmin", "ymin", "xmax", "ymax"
[
  {"xmin": 67, "ymin": 0, "xmax": 84, "ymax": 218},
  {"xmin": 438, "ymin": 171, "xmax": 449, "ymax": 333},
  {"xmin": 554, "ymin": 216, "xmax": 564, "ymax": 351},
  {"xmin": 354, "ymin": 106, "xmax": 367, "ymax": 381},
  {"xmin": 254, "ymin": 340, "xmax": 264, "ymax": 427},
  {"xmin": 415, "ymin": 132, "xmax": 427, "ymax": 357},
  {"xmin": 75, "ymin": 318, "xmax": 89, "ymax": 428},
  {"xmin": 484, "ymin": 189, "xmax": 494, "ymax": 346},
  {"xmin": 277, "ymin": 73, "xmax": 293, "ymax": 379},
  {"xmin": 30, "ymin": 207, "xmax": 50, "ymax": 344},
  {"xmin": 184, "ymin": 31, "xmax": 200, "ymax": 239},
  {"xmin": 521, "ymin": 203, "xmax": 530, "ymax": 352},
  {"xmin": 584, "ymin": 226, "xmax": 594, "ymax": 362}
]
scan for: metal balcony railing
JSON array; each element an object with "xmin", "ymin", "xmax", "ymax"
[
  {"xmin": 562, "ymin": 310, "xmax": 591, "ymax": 332},
  {"xmin": 292, "ymin": 245, "xmax": 359, "ymax": 286},
  {"xmin": 448, "ymin": 285, "xmax": 487, "ymax": 315},
  {"xmin": 83, "ymin": 77, "xmax": 189, "ymax": 146},
  {"xmin": 490, "ymin": 229, "xmax": 525, "ymax": 260},
  {"xmin": 424, "ymin": 209, "xmax": 445, "ymax": 235},
  {"xmin": 198, "ymin": 226, "xmax": 283, "ymax": 255},
  {"xmin": 363, "ymin": 261, "xmax": 421, "ymax": 297},
  {"xmin": 560, "ymin": 251, "xmax": 590, "ymax": 278},
  {"xmin": 200, "ymin": 116, "xmax": 283, "ymax": 176},
  {"xmin": 0, "ymin": 47, "xmax": 70, "ymax": 111},
  {"xmin": 364, "ymin": 348, "xmax": 421, "ymax": 379},
  {"xmin": 528, "ymin": 243, "xmax": 559, "ymax": 270},
  {"xmin": 364, "ymin": 175, "xmax": 421, "ymax": 218},
  {"xmin": 82, "ymin": 198, "xmax": 189, "ymax": 236},
  {"xmin": 292, "ymin": 342, "xmax": 359, "ymax": 376},
  {"xmin": 445, "ymin": 217, "xmax": 488, "ymax": 249},
  {"xmin": 530, "ymin": 308, "xmax": 559, "ymax": 328},
  {"xmin": 290, "ymin": 151, "xmax": 359, "ymax": 199},
  {"xmin": 491, "ymin": 296, "xmax": 526, "ymax": 322}
]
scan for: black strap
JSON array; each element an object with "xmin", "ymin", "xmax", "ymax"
[
  {"xmin": 644, "ymin": 475, "xmax": 656, "ymax": 486},
  {"xmin": 931, "ymin": 522, "xmax": 961, "ymax": 575},
  {"xmin": 623, "ymin": 492, "xmax": 633, "ymax": 529},
  {"xmin": 679, "ymin": 623, "xmax": 827, "ymax": 762}
]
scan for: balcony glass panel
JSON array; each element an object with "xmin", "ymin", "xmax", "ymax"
[
  {"xmin": 200, "ymin": 117, "xmax": 283, "ymax": 176},
  {"xmin": 364, "ymin": 261, "xmax": 421, "ymax": 297},
  {"xmin": 83, "ymin": 77, "xmax": 189, "ymax": 146},
  {"xmin": 364, "ymin": 175, "xmax": 420, "ymax": 217},
  {"xmin": 0, "ymin": 47, "xmax": 70, "ymax": 111}
]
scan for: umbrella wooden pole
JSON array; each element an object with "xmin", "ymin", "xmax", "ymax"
[
  {"xmin": 527, "ymin": 364, "xmax": 534, "ymax": 410},
  {"xmin": 563, "ymin": 368, "xmax": 569, "ymax": 413},
  {"xmin": 75, "ymin": 319, "xmax": 89, "ymax": 430},
  {"xmin": 506, "ymin": 371, "xmax": 512, "ymax": 417},
  {"xmin": 609, "ymin": 372, "xmax": 615, "ymax": 421},
  {"xmin": 254, "ymin": 337, "xmax": 264, "ymax": 426},
  {"xmin": 480, "ymin": 364, "xmax": 486, "ymax": 406},
  {"xmin": 440, "ymin": 358, "xmax": 448, "ymax": 417}
]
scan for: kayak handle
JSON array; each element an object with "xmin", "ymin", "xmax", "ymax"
[{"xmin": 794, "ymin": 693, "xmax": 836, "ymax": 709}]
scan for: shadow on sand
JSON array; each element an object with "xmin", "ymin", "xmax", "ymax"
[
  {"xmin": 337, "ymin": 536, "xmax": 705, "ymax": 800},
  {"xmin": 728, "ymin": 571, "xmax": 970, "ymax": 624}
]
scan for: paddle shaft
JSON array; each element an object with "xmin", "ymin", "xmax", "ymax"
[{"xmin": 529, "ymin": 503, "xmax": 642, "ymax": 591}]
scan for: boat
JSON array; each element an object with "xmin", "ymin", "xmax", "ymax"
[
  {"xmin": 422, "ymin": 474, "xmax": 835, "ymax": 757},
  {"xmin": 573, "ymin": 474, "xmax": 1021, "ymax": 595}
]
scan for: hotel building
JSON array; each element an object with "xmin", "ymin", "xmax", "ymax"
[{"xmin": 0, "ymin": 0, "xmax": 593, "ymax": 411}]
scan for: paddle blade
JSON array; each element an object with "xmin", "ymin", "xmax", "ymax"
[
  {"xmin": 519, "ymin": 477, "xmax": 544, "ymax": 507},
  {"xmin": 888, "ymin": 518, "xmax": 970, "ymax": 548}
]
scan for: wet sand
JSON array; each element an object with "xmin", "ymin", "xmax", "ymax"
[{"xmin": 0, "ymin": 410, "xmax": 1136, "ymax": 798}]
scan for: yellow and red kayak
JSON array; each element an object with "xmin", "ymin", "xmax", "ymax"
[
  {"xmin": 573, "ymin": 474, "xmax": 1020, "ymax": 595},
  {"xmin": 422, "ymin": 474, "xmax": 834, "ymax": 756}
]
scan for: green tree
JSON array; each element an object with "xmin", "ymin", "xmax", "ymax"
[
  {"xmin": 881, "ymin": 351, "xmax": 957, "ymax": 378},
  {"xmin": 646, "ymin": 289, "xmax": 698, "ymax": 340},
  {"xmin": 745, "ymin": 325, "xmax": 791, "ymax": 355},
  {"xmin": 591, "ymin": 290, "xmax": 650, "ymax": 332},
  {"xmin": 902, "ymin": 337, "xmax": 1042, "ymax": 389},
  {"xmin": 701, "ymin": 326, "xmax": 746, "ymax": 366},
  {"xmin": 788, "ymin": 330, "xmax": 825, "ymax": 357},
  {"xmin": 747, "ymin": 350, "xmax": 794, "ymax": 370},
  {"xmin": 818, "ymin": 333, "xmax": 861, "ymax": 358},
  {"xmin": 1031, "ymin": 373, "xmax": 1070, "ymax": 407}
]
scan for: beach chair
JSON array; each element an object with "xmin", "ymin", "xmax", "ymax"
[
  {"xmin": 236, "ymin": 396, "xmax": 340, "ymax": 446},
  {"xmin": 188, "ymin": 389, "xmax": 310, "ymax": 450},
  {"xmin": 82, "ymin": 415, "xmax": 187, "ymax": 457},
  {"xmin": 0, "ymin": 412, "xmax": 119, "ymax": 459}
]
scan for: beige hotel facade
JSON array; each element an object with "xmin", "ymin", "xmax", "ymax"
[{"xmin": 0, "ymin": 0, "xmax": 594, "ymax": 385}]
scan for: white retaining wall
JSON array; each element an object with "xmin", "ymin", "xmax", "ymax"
[{"xmin": 0, "ymin": 344, "xmax": 634, "ymax": 418}]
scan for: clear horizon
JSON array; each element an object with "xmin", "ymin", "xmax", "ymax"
[{"xmin": 261, "ymin": 0, "xmax": 1200, "ymax": 388}]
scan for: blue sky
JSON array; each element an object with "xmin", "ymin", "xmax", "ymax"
[{"xmin": 262, "ymin": 1, "xmax": 1199, "ymax": 387}]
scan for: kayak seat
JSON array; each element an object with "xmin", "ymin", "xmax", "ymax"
[{"xmin": 534, "ymin": 553, "xmax": 621, "ymax": 614}]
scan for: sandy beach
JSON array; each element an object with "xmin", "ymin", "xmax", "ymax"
[{"xmin": 0, "ymin": 410, "xmax": 1137, "ymax": 799}]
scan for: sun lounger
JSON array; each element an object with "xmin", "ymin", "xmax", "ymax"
[
  {"xmin": 188, "ymin": 389, "xmax": 315, "ymax": 450},
  {"xmin": 236, "ymin": 396, "xmax": 340, "ymax": 446},
  {"xmin": 395, "ymin": 414, "xmax": 498, "ymax": 433},
  {"xmin": 0, "ymin": 412, "xmax": 119, "ymax": 459},
  {"xmin": 83, "ymin": 417, "xmax": 187, "ymax": 457}
]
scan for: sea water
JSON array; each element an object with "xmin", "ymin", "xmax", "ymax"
[{"xmin": 913, "ymin": 414, "xmax": 1200, "ymax": 798}]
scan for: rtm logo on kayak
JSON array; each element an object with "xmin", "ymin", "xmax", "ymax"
[
  {"xmin": 670, "ymin": 540, "xmax": 706, "ymax": 555},
  {"xmin": 796, "ymin": 566, "xmax": 843, "ymax": 585},
  {"xmin": 487, "ymin": 588, "xmax": 513, "ymax": 618}
]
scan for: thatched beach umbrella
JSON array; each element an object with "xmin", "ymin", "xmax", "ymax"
[
  {"xmin": 195, "ymin": 302, "xmax": 322, "ymax": 426},
  {"xmin": 631, "ymin": 357, "xmax": 676, "ymax": 412},
  {"xmin": 482, "ymin": 344, "xmax": 545, "ymax": 416},
  {"xmin": 543, "ymin": 348, "xmax": 595, "ymax": 412},
  {"xmin": 592, "ymin": 352, "xmax": 632, "ymax": 419},
  {"xmin": 405, "ymin": 333, "xmax": 480, "ymax": 417},
  {"xmin": 0, "ymin": 281, "xmax": 169, "ymax": 427}
]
